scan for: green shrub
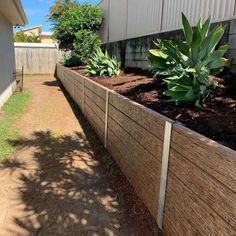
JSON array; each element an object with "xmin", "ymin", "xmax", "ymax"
[
  {"xmin": 85, "ymin": 48, "xmax": 120, "ymax": 77},
  {"xmin": 149, "ymin": 13, "xmax": 228, "ymax": 106},
  {"xmin": 73, "ymin": 30, "xmax": 101, "ymax": 65},
  {"xmin": 60, "ymin": 54, "xmax": 81, "ymax": 67},
  {"xmin": 14, "ymin": 31, "xmax": 41, "ymax": 43},
  {"xmin": 53, "ymin": 3, "xmax": 103, "ymax": 51}
]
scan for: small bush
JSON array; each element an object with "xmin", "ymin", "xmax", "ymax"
[
  {"xmin": 73, "ymin": 30, "xmax": 101, "ymax": 65},
  {"xmin": 85, "ymin": 48, "xmax": 120, "ymax": 77},
  {"xmin": 60, "ymin": 54, "xmax": 81, "ymax": 67},
  {"xmin": 148, "ymin": 13, "xmax": 228, "ymax": 106}
]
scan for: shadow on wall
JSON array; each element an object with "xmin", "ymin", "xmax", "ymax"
[{"xmin": 0, "ymin": 80, "xmax": 161, "ymax": 235}]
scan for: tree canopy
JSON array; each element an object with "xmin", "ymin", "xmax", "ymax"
[
  {"xmin": 53, "ymin": 3, "xmax": 103, "ymax": 51},
  {"xmin": 48, "ymin": 0, "xmax": 80, "ymax": 23}
]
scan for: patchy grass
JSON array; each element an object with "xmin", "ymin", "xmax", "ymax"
[{"xmin": 0, "ymin": 92, "xmax": 31, "ymax": 160}]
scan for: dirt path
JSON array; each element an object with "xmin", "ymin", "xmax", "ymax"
[{"xmin": 0, "ymin": 75, "xmax": 160, "ymax": 236}]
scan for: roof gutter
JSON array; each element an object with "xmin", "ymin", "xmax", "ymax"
[{"xmin": 13, "ymin": 0, "xmax": 28, "ymax": 25}]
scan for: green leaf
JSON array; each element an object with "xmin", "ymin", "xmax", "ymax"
[
  {"xmin": 208, "ymin": 26, "xmax": 225, "ymax": 53},
  {"xmin": 164, "ymin": 90, "xmax": 187, "ymax": 101},
  {"xmin": 148, "ymin": 55, "xmax": 169, "ymax": 69},
  {"xmin": 201, "ymin": 15, "xmax": 211, "ymax": 38},
  {"xmin": 107, "ymin": 67, "xmax": 113, "ymax": 76},
  {"xmin": 169, "ymin": 85, "xmax": 189, "ymax": 92},
  {"xmin": 208, "ymin": 57, "xmax": 228, "ymax": 69},
  {"xmin": 191, "ymin": 27, "xmax": 202, "ymax": 62},
  {"xmin": 206, "ymin": 50, "xmax": 226, "ymax": 64},
  {"xmin": 182, "ymin": 12, "xmax": 193, "ymax": 45},
  {"xmin": 173, "ymin": 40, "xmax": 190, "ymax": 57},
  {"xmin": 149, "ymin": 49, "xmax": 168, "ymax": 58},
  {"xmin": 184, "ymin": 88, "xmax": 197, "ymax": 101},
  {"xmin": 218, "ymin": 44, "xmax": 228, "ymax": 51}
]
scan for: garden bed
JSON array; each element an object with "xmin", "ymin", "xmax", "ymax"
[{"xmin": 72, "ymin": 67, "xmax": 236, "ymax": 151}]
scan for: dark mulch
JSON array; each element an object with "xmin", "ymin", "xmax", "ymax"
[{"xmin": 72, "ymin": 67, "xmax": 236, "ymax": 151}]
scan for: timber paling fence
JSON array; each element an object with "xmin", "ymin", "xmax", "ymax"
[
  {"xmin": 14, "ymin": 43, "xmax": 65, "ymax": 74},
  {"xmin": 56, "ymin": 63, "xmax": 236, "ymax": 236}
]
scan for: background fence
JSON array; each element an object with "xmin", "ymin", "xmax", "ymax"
[
  {"xmin": 98, "ymin": 0, "xmax": 236, "ymax": 43},
  {"xmin": 57, "ymin": 64, "xmax": 236, "ymax": 236},
  {"xmin": 14, "ymin": 42, "xmax": 64, "ymax": 74}
]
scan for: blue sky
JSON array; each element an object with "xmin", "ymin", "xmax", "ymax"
[{"xmin": 17, "ymin": 0, "xmax": 100, "ymax": 32}]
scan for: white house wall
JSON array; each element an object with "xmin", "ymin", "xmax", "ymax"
[
  {"xmin": 98, "ymin": 0, "xmax": 109, "ymax": 43},
  {"xmin": 127, "ymin": 0, "xmax": 163, "ymax": 39},
  {"xmin": 109, "ymin": 0, "xmax": 127, "ymax": 42},
  {"xmin": 162, "ymin": 0, "xmax": 235, "ymax": 32},
  {"xmin": 0, "ymin": 14, "xmax": 16, "ymax": 107},
  {"xmin": 98, "ymin": 0, "xmax": 236, "ymax": 43}
]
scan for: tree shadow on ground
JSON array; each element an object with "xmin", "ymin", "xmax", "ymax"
[{"xmin": 0, "ymin": 78, "xmax": 161, "ymax": 236}]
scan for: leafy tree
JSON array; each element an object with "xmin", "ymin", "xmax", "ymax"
[
  {"xmin": 14, "ymin": 31, "xmax": 41, "ymax": 43},
  {"xmin": 53, "ymin": 4, "xmax": 103, "ymax": 51},
  {"xmin": 48, "ymin": 0, "xmax": 79, "ymax": 23}
]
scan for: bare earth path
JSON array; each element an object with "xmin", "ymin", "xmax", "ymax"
[{"xmin": 0, "ymin": 76, "xmax": 160, "ymax": 236}]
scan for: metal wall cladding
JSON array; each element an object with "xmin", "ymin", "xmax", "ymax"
[
  {"xmin": 126, "ymin": 0, "xmax": 163, "ymax": 39},
  {"xmin": 98, "ymin": 0, "xmax": 109, "ymax": 43},
  {"xmin": 109, "ymin": 0, "xmax": 127, "ymax": 42},
  {"xmin": 162, "ymin": 0, "xmax": 235, "ymax": 31},
  {"xmin": 98, "ymin": 0, "xmax": 236, "ymax": 43}
]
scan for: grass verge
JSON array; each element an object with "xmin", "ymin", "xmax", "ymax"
[{"xmin": 0, "ymin": 91, "xmax": 31, "ymax": 160}]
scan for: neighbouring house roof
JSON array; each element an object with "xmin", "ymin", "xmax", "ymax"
[
  {"xmin": 21, "ymin": 25, "xmax": 43, "ymax": 34},
  {"xmin": 0, "ymin": 0, "xmax": 28, "ymax": 26}
]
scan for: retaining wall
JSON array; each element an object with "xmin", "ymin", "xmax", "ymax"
[
  {"xmin": 104, "ymin": 20, "xmax": 231, "ymax": 70},
  {"xmin": 56, "ymin": 63, "xmax": 236, "ymax": 235}
]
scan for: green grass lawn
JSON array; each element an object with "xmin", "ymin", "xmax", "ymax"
[{"xmin": 0, "ymin": 91, "xmax": 31, "ymax": 161}]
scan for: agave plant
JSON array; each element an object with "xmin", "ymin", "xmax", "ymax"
[
  {"xmin": 149, "ymin": 13, "xmax": 228, "ymax": 106},
  {"xmin": 85, "ymin": 48, "xmax": 120, "ymax": 77}
]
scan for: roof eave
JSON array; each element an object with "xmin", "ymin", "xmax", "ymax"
[{"xmin": 13, "ymin": 0, "xmax": 28, "ymax": 25}]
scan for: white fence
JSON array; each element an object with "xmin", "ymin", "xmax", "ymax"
[
  {"xmin": 14, "ymin": 43, "xmax": 64, "ymax": 74},
  {"xmin": 98, "ymin": 0, "xmax": 236, "ymax": 43}
]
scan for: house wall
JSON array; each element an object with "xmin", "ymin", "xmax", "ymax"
[
  {"xmin": 98, "ymin": 0, "xmax": 236, "ymax": 43},
  {"xmin": 0, "ymin": 14, "xmax": 16, "ymax": 108},
  {"xmin": 99, "ymin": 0, "xmax": 236, "ymax": 71},
  {"xmin": 40, "ymin": 35, "xmax": 55, "ymax": 44}
]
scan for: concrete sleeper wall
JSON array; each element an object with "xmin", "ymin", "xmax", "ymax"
[
  {"xmin": 57, "ymin": 63, "xmax": 236, "ymax": 235},
  {"xmin": 103, "ymin": 20, "xmax": 231, "ymax": 70}
]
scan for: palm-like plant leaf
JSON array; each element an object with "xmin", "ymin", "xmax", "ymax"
[{"xmin": 148, "ymin": 13, "xmax": 228, "ymax": 107}]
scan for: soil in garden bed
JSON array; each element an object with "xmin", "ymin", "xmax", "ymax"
[{"xmin": 72, "ymin": 67, "xmax": 236, "ymax": 151}]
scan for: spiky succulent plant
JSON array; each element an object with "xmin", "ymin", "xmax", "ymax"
[
  {"xmin": 86, "ymin": 48, "xmax": 120, "ymax": 77},
  {"xmin": 149, "ymin": 13, "xmax": 228, "ymax": 106}
]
